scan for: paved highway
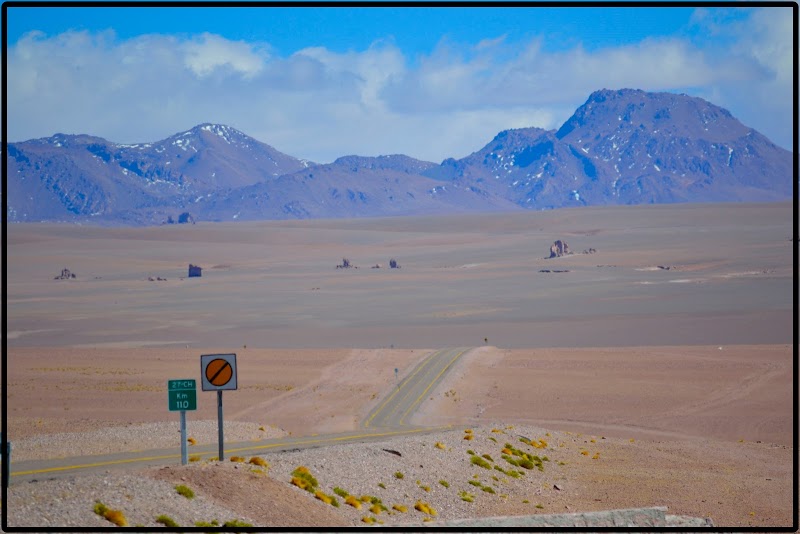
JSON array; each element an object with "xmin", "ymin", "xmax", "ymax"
[
  {"xmin": 364, "ymin": 347, "xmax": 471, "ymax": 428},
  {"xmin": 9, "ymin": 347, "xmax": 473, "ymax": 484}
]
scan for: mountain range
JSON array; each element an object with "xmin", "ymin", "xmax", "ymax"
[{"xmin": 6, "ymin": 89, "xmax": 793, "ymax": 226}]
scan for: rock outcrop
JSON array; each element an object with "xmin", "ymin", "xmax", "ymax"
[
  {"xmin": 54, "ymin": 268, "xmax": 76, "ymax": 280},
  {"xmin": 548, "ymin": 240, "xmax": 571, "ymax": 258}
]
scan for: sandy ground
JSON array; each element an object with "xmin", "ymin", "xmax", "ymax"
[
  {"xmin": 5, "ymin": 202, "xmax": 795, "ymax": 527},
  {"xmin": 7, "ymin": 202, "xmax": 792, "ymax": 349}
]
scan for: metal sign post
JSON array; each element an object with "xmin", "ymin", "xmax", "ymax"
[
  {"xmin": 168, "ymin": 379, "xmax": 197, "ymax": 465},
  {"xmin": 217, "ymin": 391, "xmax": 224, "ymax": 460},
  {"xmin": 1, "ymin": 433, "xmax": 10, "ymax": 489},
  {"xmin": 201, "ymin": 354, "xmax": 237, "ymax": 462}
]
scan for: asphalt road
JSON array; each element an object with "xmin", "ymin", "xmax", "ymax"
[{"xmin": 8, "ymin": 347, "xmax": 473, "ymax": 484}]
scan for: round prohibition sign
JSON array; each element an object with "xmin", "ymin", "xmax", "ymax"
[{"xmin": 205, "ymin": 358, "xmax": 233, "ymax": 387}]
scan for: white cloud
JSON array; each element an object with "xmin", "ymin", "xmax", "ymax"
[
  {"xmin": 182, "ymin": 32, "xmax": 267, "ymax": 79},
  {"xmin": 6, "ymin": 8, "xmax": 793, "ymax": 164}
]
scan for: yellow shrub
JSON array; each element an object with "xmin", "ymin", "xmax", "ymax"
[
  {"xmin": 592, "ymin": 452, "xmax": 600, "ymax": 460},
  {"xmin": 392, "ymin": 504, "xmax": 408, "ymax": 513},
  {"xmin": 315, "ymin": 490, "xmax": 332, "ymax": 505},
  {"xmin": 230, "ymin": 456, "xmax": 245, "ymax": 463},
  {"xmin": 104, "ymin": 509, "xmax": 127, "ymax": 527},
  {"xmin": 435, "ymin": 442, "xmax": 446, "ymax": 450},
  {"xmin": 501, "ymin": 447, "xmax": 512, "ymax": 455},
  {"xmin": 188, "ymin": 454, "xmax": 201, "ymax": 462},
  {"xmin": 491, "ymin": 428, "xmax": 503, "ymax": 433},
  {"xmin": 464, "ymin": 429, "xmax": 473, "ymax": 434},
  {"xmin": 369, "ymin": 504, "xmax": 382, "ymax": 515},
  {"xmin": 187, "ymin": 437, "xmax": 197, "ymax": 446},
  {"xmin": 463, "ymin": 434, "xmax": 474, "ymax": 441},
  {"xmin": 248, "ymin": 457, "xmax": 268, "ymax": 467},
  {"xmin": 580, "ymin": 450, "xmax": 589, "ymax": 456},
  {"xmin": 345, "ymin": 495, "xmax": 362, "ymax": 509},
  {"xmin": 291, "ymin": 477, "xmax": 308, "ymax": 490},
  {"xmin": 414, "ymin": 501, "xmax": 437, "ymax": 516},
  {"xmin": 361, "ymin": 516, "xmax": 375, "ymax": 524}
]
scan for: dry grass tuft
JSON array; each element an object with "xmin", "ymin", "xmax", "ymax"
[
  {"xmin": 414, "ymin": 500, "xmax": 437, "ymax": 516},
  {"xmin": 93, "ymin": 501, "xmax": 127, "ymax": 527},
  {"xmin": 248, "ymin": 456, "xmax": 268, "ymax": 467},
  {"xmin": 345, "ymin": 495, "xmax": 362, "ymax": 509}
]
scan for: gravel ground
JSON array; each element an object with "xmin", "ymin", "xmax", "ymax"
[
  {"xmin": 9, "ymin": 420, "xmax": 286, "ymax": 462},
  {"xmin": 4, "ymin": 420, "xmax": 789, "ymax": 528},
  {"xmin": 5, "ymin": 423, "xmax": 586, "ymax": 528}
]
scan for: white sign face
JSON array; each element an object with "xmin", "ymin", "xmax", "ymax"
[{"xmin": 200, "ymin": 353, "xmax": 238, "ymax": 391}]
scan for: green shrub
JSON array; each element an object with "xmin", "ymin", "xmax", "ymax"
[
  {"xmin": 93, "ymin": 501, "xmax": 126, "ymax": 527},
  {"xmin": 333, "ymin": 487, "xmax": 349, "ymax": 498},
  {"xmin": 291, "ymin": 466, "xmax": 319, "ymax": 492},
  {"xmin": 223, "ymin": 519, "xmax": 253, "ymax": 527},
  {"xmin": 470, "ymin": 455, "xmax": 492, "ymax": 469},
  {"xmin": 175, "ymin": 484, "xmax": 195, "ymax": 499},
  {"xmin": 439, "ymin": 480, "xmax": 449, "ymax": 488},
  {"xmin": 481, "ymin": 453, "xmax": 494, "ymax": 462},
  {"xmin": 93, "ymin": 502, "xmax": 108, "ymax": 516},
  {"xmin": 156, "ymin": 515, "xmax": 179, "ymax": 527},
  {"xmin": 468, "ymin": 480, "xmax": 482, "ymax": 487},
  {"xmin": 482, "ymin": 486, "xmax": 496, "ymax": 494},
  {"xmin": 518, "ymin": 458, "xmax": 535, "ymax": 470},
  {"xmin": 394, "ymin": 471, "xmax": 404, "ymax": 479},
  {"xmin": 493, "ymin": 465, "xmax": 521, "ymax": 478},
  {"xmin": 378, "ymin": 482, "xmax": 386, "ymax": 489},
  {"xmin": 502, "ymin": 454, "xmax": 520, "ymax": 467}
]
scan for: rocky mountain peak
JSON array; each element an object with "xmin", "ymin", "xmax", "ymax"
[{"xmin": 6, "ymin": 89, "xmax": 791, "ymax": 225}]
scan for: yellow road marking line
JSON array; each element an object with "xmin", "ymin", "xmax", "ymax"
[
  {"xmin": 12, "ymin": 427, "xmax": 454, "ymax": 477},
  {"xmin": 399, "ymin": 348, "xmax": 468, "ymax": 426},
  {"xmin": 382, "ymin": 350, "xmax": 445, "ymax": 426},
  {"xmin": 225, "ymin": 426, "xmax": 449, "ymax": 454},
  {"xmin": 15, "ymin": 347, "xmax": 470, "ymax": 478},
  {"xmin": 13, "ymin": 454, "xmax": 180, "ymax": 476},
  {"xmin": 363, "ymin": 349, "xmax": 440, "ymax": 428}
]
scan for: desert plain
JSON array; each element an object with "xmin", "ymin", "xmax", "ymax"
[{"xmin": 4, "ymin": 201, "xmax": 796, "ymax": 528}]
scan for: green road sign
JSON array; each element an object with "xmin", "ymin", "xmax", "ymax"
[{"xmin": 168, "ymin": 379, "xmax": 197, "ymax": 411}]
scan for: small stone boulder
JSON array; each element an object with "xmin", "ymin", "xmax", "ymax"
[{"xmin": 548, "ymin": 240, "xmax": 571, "ymax": 258}]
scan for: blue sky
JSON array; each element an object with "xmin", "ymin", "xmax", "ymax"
[{"xmin": 5, "ymin": 4, "xmax": 794, "ymax": 163}]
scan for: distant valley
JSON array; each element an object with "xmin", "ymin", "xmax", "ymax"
[{"xmin": 6, "ymin": 88, "xmax": 792, "ymax": 226}]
